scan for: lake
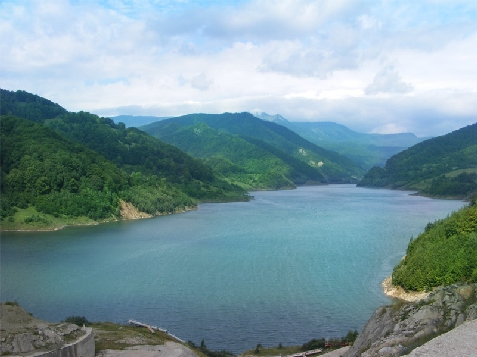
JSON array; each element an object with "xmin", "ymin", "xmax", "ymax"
[{"xmin": 0, "ymin": 185, "xmax": 465, "ymax": 353}]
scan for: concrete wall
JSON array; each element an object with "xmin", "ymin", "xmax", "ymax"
[{"xmin": 32, "ymin": 328, "xmax": 95, "ymax": 357}]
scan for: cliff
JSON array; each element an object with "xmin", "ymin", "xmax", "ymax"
[{"xmin": 344, "ymin": 283, "xmax": 477, "ymax": 357}]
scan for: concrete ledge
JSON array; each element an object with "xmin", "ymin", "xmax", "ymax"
[{"xmin": 30, "ymin": 328, "xmax": 95, "ymax": 357}]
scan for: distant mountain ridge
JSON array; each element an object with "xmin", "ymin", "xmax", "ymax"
[
  {"xmin": 252, "ymin": 112, "xmax": 428, "ymax": 169},
  {"xmin": 111, "ymin": 115, "xmax": 170, "ymax": 128},
  {"xmin": 141, "ymin": 112, "xmax": 365, "ymax": 189},
  {"xmin": 114, "ymin": 110, "xmax": 428, "ymax": 169},
  {"xmin": 253, "ymin": 112, "xmax": 424, "ymax": 145}
]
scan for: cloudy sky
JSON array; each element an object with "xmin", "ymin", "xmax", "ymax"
[{"xmin": 1, "ymin": 0, "xmax": 476, "ymax": 136}]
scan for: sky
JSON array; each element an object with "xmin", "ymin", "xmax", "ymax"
[{"xmin": 1, "ymin": 0, "xmax": 477, "ymax": 137}]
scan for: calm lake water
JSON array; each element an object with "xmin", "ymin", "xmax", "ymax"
[{"xmin": 0, "ymin": 185, "xmax": 465, "ymax": 353}]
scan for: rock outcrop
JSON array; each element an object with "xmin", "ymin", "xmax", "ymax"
[
  {"xmin": 0, "ymin": 303, "xmax": 94, "ymax": 357},
  {"xmin": 344, "ymin": 283, "xmax": 477, "ymax": 357}
]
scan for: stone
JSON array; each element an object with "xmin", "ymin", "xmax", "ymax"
[
  {"xmin": 455, "ymin": 313, "xmax": 466, "ymax": 327},
  {"xmin": 12, "ymin": 333, "xmax": 35, "ymax": 353},
  {"xmin": 456, "ymin": 285, "xmax": 474, "ymax": 300},
  {"xmin": 344, "ymin": 283, "xmax": 477, "ymax": 357}
]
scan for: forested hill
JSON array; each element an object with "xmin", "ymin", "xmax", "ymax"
[
  {"xmin": 0, "ymin": 90, "xmax": 248, "ymax": 230},
  {"xmin": 141, "ymin": 113, "xmax": 365, "ymax": 188},
  {"xmin": 0, "ymin": 89, "xmax": 67, "ymax": 122},
  {"xmin": 140, "ymin": 121, "xmax": 323, "ymax": 190},
  {"xmin": 358, "ymin": 123, "xmax": 477, "ymax": 199}
]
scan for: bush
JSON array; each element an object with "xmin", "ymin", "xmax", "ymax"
[
  {"xmin": 4, "ymin": 300, "xmax": 19, "ymax": 306},
  {"xmin": 64, "ymin": 315, "xmax": 90, "ymax": 326},
  {"xmin": 302, "ymin": 338, "xmax": 325, "ymax": 351}
]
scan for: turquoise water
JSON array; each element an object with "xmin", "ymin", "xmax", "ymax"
[{"xmin": 0, "ymin": 185, "xmax": 465, "ymax": 353}]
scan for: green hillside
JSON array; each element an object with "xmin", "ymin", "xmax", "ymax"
[
  {"xmin": 0, "ymin": 90, "xmax": 249, "ymax": 230},
  {"xmin": 0, "ymin": 115, "xmax": 198, "ymax": 228},
  {"xmin": 44, "ymin": 111, "xmax": 245, "ymax": 201},
  {"xmin": 141, "ymin": 113, "xmax": 364, "ymax": 187},
  {"xmin": 392, "ymin": 198, "xmax": 477, "ymax": 291},
  {"xmin": 0, "ymin": 89, "xmax": 67, "ymax": 122},
  {"xmin": 358, "ymin": 123, "xmax": 477, "ymax": 198},
  {"xmin": 143, "ymin": 121, "xmax": 326, "ymax": 189}
]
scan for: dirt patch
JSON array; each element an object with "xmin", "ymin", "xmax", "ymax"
[
  {"xmin": 382, "ymin": 276, "xmax": 429, "ymax": 302},
  {"xmin": 120, "ymin": 201, "xmax": 153, "ymax": 220}
]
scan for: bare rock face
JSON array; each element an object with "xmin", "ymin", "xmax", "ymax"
[
  {"xmin": 0, "ymin": 303, "xmax": 86, "ymax": 355},
  {"xmin": 120, "ymin": 200, "xmax": 153, "ymax": 220},
  {"xmin": 344, "ymin": 283, "xmax": 477, "ymax": 357}
]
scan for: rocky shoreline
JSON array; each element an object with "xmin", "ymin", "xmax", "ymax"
[
  {"xmin": 381, "ymin": 276, "xmax": 430, "ymax": 302},
  {"xmin": 345, "ymin": 283, "xmax": 477, "ymax": 357}
]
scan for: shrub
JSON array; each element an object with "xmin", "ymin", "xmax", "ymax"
[{"xmin": 64, "ymin": 315, "xmax": 90, "ymax": 326}]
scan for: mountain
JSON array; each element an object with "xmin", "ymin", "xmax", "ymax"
[
  {"xmin": 141, "ymin": 121, "xmax": 321, "ymax": 189},
  {"xmin": 253, "ymin": 112, "xmax": 427, "ymax": 169},
  {"xmin": 141, "ymin": 112, "xmax": 365, "ymax": 189},
  {"xmin": 358, "ymin": 123, "xmax": 477, "ymax": 199},
  {"xmin": 1, "ymin": 115, "xmax": 131, "ymax": 222},
  {"xmin": 45, "ymin": 112, "xmax": 247, "ymax": 202},
  {"xmin": 0, "ymin": 90, "xmax": 248, "ymax": 230},
  {"xmin": 111, "ymin": 115, "xmax": 170, "ymax": 128}
]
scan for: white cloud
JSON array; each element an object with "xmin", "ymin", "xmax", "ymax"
[
  {"xmin": 1, "ymin": 0, "xmax": 477, "ymax": 137},
  {"xmin": 365, "ymin": 66, "xmax": 413, "ymax": 95},
  {"xmin": 190, "ymin": 72, "xmax": 213, "ymax": 91}
]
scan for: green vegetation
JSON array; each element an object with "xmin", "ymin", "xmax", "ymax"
[
  {"xmin": 92, "ymin": 321, "xmax": 172, "ymax": 352},
  {"xmin": 141, "ymin": 113, "xmax": 364, "ymax": 189},
  {"xmin": 143, "ymin": 121, "xmax": 318, "ymax": 190},
  {"xmin": 392, "ymin": 199, "xmax": 477, "ymax": 291},
  {"xmin": 358, "ymin": 123, "xmax": 477, "ymax": 198},
  {"xmin": 240, "ymin": 331, "xmax": 358, "ymax": 356},
  {"xmin": 0, "ymin": 115, "xmax": 127, "ymax": 221},
  {"xmin": 424, "ymin": 171, "xmax": 477, "ymax": 197},
  {"xmin": 64, "ymin": 316, "xmax": 90, "ymax": 326},
  {"xmin": 0, "ymin": 90, "xmax": 248, "ymax": 230},
  {"xmin": 46, "ymin": 111, "xmax": 246, "ymax": 201},
  {"xmin": 0, "ymin": 89, "xmax": 67, "ymax": 123},
  {"xmin": 3, "ymin": 301, "xmax": 19, "ymax": 306},
  {"xmin": 187, "ymin": 340, "xmax": 234, "ymax": 357}
]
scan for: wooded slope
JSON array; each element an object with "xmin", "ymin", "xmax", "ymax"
[{"xmin": 358, "ymin": 123, "xmax": 477, "ymax": 198}]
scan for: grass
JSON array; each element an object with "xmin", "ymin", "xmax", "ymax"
[
  {"xmin": 445, "ymin": 168, "xmax": 477, "ymax": 178},
  {"xmin": 0, "ymin": 206, "xmax": 104, "ymax": 231},
  {"xmin": 92, "ymin": 322, "xmax": 172, "ymax": 352},
  {"xmin": 241, "ymin": 345, "xmax": 302, "ymax": 356}
]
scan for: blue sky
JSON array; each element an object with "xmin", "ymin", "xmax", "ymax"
[{"xmin": 1, "ymin": 0, "xmax": 476, "ymax": 136}]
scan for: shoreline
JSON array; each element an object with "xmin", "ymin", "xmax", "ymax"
[
  {"xmin": 382, "ymin": 276, "xmax": 430, "ymax": 302},
  {"xmin": 0, "ymin": 203, "xmax": 199, "ymax": 233}
]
